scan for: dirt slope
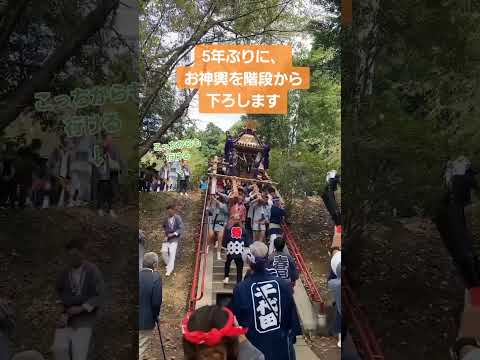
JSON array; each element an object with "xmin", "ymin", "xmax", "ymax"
[
  {"xmin": 288, "ymin": 196, "xmax": 340, "ymax": 360},
  {"xmin": 139, "ymin": 192, "xmax": 203, "ymax": 360},
  {"xmin": 0, "ymin": 207, "xmax": 138, "ymax": 359}
]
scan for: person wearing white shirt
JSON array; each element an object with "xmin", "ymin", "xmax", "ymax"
[{"xmin": 161, "ymin": 205, "xmax": 184, "ymax": 276}]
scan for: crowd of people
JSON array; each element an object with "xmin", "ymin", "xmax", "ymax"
[
  {"xmin": 139, "ymin": 240, "xmax": 302, "ymax": 360},
  {"xmin": 0, "ymin": 131, "xmax": 122, "ymax": 218},
  {"xmin": 137, "ymin": 198, "xmax": 480, "ymax": 360},
  {"xmin": 139, "ymin": 159, "xmax": 191, "ymax": 196},
  {"xmin": 139, "ymin": 173, "xmax": 309, "ymax": 360},
  {"xmin": 206, "ymin": 178, "xmax": 287, "ymax": 286},
  {"xmin": 136, "ymin": 154, "xmax": 480, "ymax": 360}
]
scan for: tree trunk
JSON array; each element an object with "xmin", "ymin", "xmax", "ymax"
[
  {"xmin": 343, "ymin": 0, "xmax": 380, "ymax": 245},
  {"xmin": 139, "ymin": 89, "xmax": 198, "ymax": 157},
  {"xmin": 0, "ymin": 0, "xmax": 120, "ymax": 132}
]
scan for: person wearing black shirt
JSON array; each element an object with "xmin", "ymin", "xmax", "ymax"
[
  {"xmin": 321, "ymin": 170, "xmax": 341, "ymax": 226},
  {"xmin": 267, "ymin": 199, "xmax": 285, "ymax": 255},
  {"xmin": 0, "ymin": 143, "xmax": 16, "ymax": 207},
  {"xmin": 14, "ymin": 139, "xmax": 42, "ymax": 208},
  {"xmin": 435, "ymin": 157, "xmax": 480, "ymax": 290}
]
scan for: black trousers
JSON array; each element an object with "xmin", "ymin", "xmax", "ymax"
[
  {"xmin": 179, "ymin": 179, "xmax": 187, "ymax": 193},
  {"xmin": 32, "ymin": 189, "xmax": 49, "ymax": 208},
  {"xmin": 224, "ymin": 254, "xmax": 243, "ymax": 283},
  {"xmin": 245, "ymin": 218, "xmax": 253, "ymax": 242},
  {"xmin": 435, "ymin": 199, "xmax": 480, "ymax": 288},
  {"xmin": 50, "ymin": 177, "xmax": 62, "ymax": 206},
  {"xmin": 16, "ymin": 178, "xmax": 31, "ymax": 208},
  {"xmin": 0, "ymin": 180, "xmax": 15, "ymax": 207},
  {"xmin": 97, "ymin": 180, "xmax": 113, "ymax": 210},
  {"xmin": 110, "ymin": 171, "xmax": 119, "ymax": 202}
]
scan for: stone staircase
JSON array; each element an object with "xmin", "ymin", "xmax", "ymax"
[
  {"xmin": 138, "ymin": 330, "xmax": 151, "ymax": 359},
  {"xmin": 195, "ymin": 247, "xmax": 322, "ymax": 360},
  {"xmin": 195, "ymin": 249, "xmax": 244, "ymax": 307},
  {"xmin": 212, "ymin": 254, "xmax": 243, "ymax": 288}
]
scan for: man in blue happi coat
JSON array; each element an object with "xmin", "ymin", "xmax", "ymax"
[{"xmin": 231, "ymin": 241, "xmax": 301, "ymax": 360}]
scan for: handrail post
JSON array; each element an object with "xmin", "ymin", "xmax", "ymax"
[{"xmin": 188, "ymin": 185, "xmax": 209, "ymax": 312}]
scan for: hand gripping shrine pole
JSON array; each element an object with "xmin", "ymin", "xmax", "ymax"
[{"xmin": 210, "ymin": 156, "xmax": 218, "ymax": 195}]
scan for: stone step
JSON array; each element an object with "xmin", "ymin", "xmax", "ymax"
[
  {"xmin": 138, "ymin": 331, "xmax": 151, "ymax": 358},
  {"xmin": 212, "ymin": 272, "xmax": 243, "ymax": 282},
  {"xmin": 212, "ymin": 281, "xmax": 235, "ymax": 293},
  {"xmin": 294, "ymin": 337, "xmax": 320, "ymax": 360},
  {"xmin": 213, "ymin": 264, "xmax": 239, "ymax": 274}
]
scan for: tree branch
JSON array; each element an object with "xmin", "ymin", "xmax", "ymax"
[
  {"xmin": 139, "ymin": 4, "xmax": 217, "ymax": 122},
  {"xmin": 0, "ymin": 0, "xmax": 121, "ymax": 132},
  {"xmin": 139, "ymin": 88, "xmax": 198, "ymax": 157},
  {"xmin": 139, "ymin": 0, "xmax": 295, "ymax": 123}
]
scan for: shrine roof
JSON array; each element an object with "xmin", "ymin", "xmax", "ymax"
[{"xmin": 234, "ymin": 131, "xmax": 263, "ymax": 151}]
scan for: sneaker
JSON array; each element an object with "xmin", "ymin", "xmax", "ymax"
[
  {"xmin": 109, "ymin": 209, "xmax": 117, "ymax": 218},
  {"xmin": 165, "ymin": 272, "xmax": 171, "ymax": 277},
  {"xmin": 216, "ymin": 252, "xmax": 221, "ymax": 261},
  {"xmin": 98, "ymin": 209, "xmax": 104, "ymax": 217},
  {"xmin": 223, "ymin": 277, "xmax": 229, "ymax": 284},
  {"xmin": 337, "ymin": 334, "xmax": 341, "ymax": 348}
]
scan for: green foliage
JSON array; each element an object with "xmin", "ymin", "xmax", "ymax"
[
  {"xmin": 344, "ymin": 0, "xmax": 480, "ymax": 219},
  {"xmin": 139, "ymin": 0, "xmax": 310, "ymax": 146},
  {"xmin": 188, "ymin": 146, "xmax": 208, "ymax": 185},
  {"xmin": 268, "ymin": 144, "xmax": 339, "ymax": 200},
  {"xmin": 138, "ymin": 0, "xmax": 341, "ymax": 198},
  {"xmin": 196, "ymin": 122, "xmax": 225, "ymax": 160},
  {"xmin": 140, "ymin": 121, "xmax": 222, "ymax": 186},
  {"xmin": 248, "ymin": 23, "xmax": 341, "ymax": 198}
]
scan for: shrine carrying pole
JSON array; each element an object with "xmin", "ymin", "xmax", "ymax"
[{"xmin": 206, "ymin": 173, "xmax": 278, "ymax": 186}]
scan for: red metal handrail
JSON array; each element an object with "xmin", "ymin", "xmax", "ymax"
[
  {"xmin": 283, "ymin": 222, "xmax": 384, "ymax": 358},
  {"xmin": 188, "ymin": 187, "xmax": 209, "ymax": 312},
  {"xmin": 282, "ymin": 223, "xmax": 325, "ymax": 313},
  {"xmin": 343, "ymin": 276, "xmax": 385, "ymax": 360},
  {"xmin": 195, "ymin": 214, "xmax": 209, "ymax": 303}
]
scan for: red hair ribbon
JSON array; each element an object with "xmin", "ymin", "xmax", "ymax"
[
  {"xmin": 182, "ymin": 307, "xmax": 248, "ymax": 346},
  {"xmin": 335, "ymin": 225, "xmax": 342, "ymax": 234}
]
